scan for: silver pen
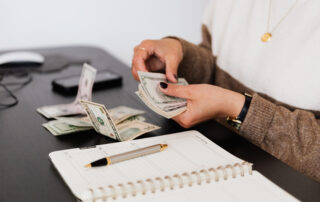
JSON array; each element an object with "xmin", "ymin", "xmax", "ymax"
[{"xmin": 85, "ymin": 144, "xmax": 168, "ymax": 168}]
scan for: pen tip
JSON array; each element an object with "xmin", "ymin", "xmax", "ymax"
[
  {"xmin": 85, "ymin": 164, "xmax": 92, "ymax": 168},
  {"xmin": 160, "ymin": 144, "xmax": 168, "ymax": 151}
]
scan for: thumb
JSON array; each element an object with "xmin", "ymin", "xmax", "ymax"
[
  {"xmin": 159, "ymin": 82, "xmax": 190, "ymax": 99},
  {"xmin": 165, "ymin": 57, "xmax": 179, "ymax": 83}
]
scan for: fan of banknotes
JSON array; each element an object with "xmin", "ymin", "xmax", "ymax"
[
  {"xmin": 136, "ymin": 71, "xmax": 189, "ymax": 118},
  {"xmin": 79, "ymin": 100, "xmax": 160, "ymax": 141},
  {"xmin": 38, "ymin": 64, "xmax": 160, "ymax": 141}
]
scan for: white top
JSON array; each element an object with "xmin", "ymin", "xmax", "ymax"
[{"xmin": 203, "ymin": 0, "xmax": 320, "ymax": 111}]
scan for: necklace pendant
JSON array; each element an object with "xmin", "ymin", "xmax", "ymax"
[{"xmin": 261, "ymin": 32, "xmax": 272, "ymax": 42}]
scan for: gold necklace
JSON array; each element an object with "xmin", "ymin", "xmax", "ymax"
[{"xmin": 261, "ymin": 0, "xmax": 299, "ymax": 42}]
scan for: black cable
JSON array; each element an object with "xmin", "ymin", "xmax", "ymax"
[
  {"xmin": 0, "ymin": 82, "xmax": 19, "ymax": 108},
  {"xmin": 0, "ymin": 72, "xmax": 4, "ymax": 82},
  {"xmin": 0, "ymin": 60, "xmax": 85, "ymax": 109},
  {"xmin": 0, "ymin": 72, "xmax": 32, "ymax": 109},
  {"xmin": 2, "ymin": 74, "xmax": 32, "ymax": 86}
]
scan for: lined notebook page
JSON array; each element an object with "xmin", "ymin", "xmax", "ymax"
[{"xmin": 49, "ymin": 130, "xmax": 245, "ymax": 200}]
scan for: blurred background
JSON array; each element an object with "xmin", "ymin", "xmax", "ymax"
[{"xmin": 0, "ymin": 0, "xmax": 209, "ymax": 66}]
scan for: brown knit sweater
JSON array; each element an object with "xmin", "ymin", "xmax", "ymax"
[{"xmin": 170, "ymin": 25, "xmax": 320, "ymax": 182}]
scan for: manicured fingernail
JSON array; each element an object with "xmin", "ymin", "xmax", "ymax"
[{"xmin": 160, "ymin": 82, "xmax": 168, "ymax": 89}]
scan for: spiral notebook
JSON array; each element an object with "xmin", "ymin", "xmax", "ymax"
[{"xmin": 49, "ymin": 130, "xmax": 299, "ymax": 202}]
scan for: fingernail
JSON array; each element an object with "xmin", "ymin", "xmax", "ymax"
[{"xmin": 160, "ymin": 82, "xmax": 168, "ymax": 89}]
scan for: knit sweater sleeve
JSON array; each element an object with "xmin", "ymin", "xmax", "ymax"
[{"xmin": 240, "ymin": 93, "xmax": 320, "ymax": 182}]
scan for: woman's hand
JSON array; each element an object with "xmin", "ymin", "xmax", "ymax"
[
  {"xmin": 159, "ymin": 82, "xmax": 245, "ymax": 128},
  {"xmin": 131, "ymin": 38, "xmax": 183, "ymax": 83}
]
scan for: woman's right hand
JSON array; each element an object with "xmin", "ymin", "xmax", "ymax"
[{"xmin": 131, "ymin": 38, "xmax": 183, "ymax": 83}]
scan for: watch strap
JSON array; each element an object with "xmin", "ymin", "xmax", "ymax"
[{"xmin": 227, "ymin": 93, "xmax": 252, "ymax": 130}]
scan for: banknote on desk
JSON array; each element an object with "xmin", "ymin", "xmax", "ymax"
[
  {"xmin": 109, "ymin": 106, "xmax": 145, "ymax": 124},
  {"xmin": 79, "ymin": 100, "xmax": 120, "ymax": 140},
  {"xmin": 54, "ymin": 116, "xmax": 92, "ymax": 127},
  {"xmin": 80, "ymin": 100, "xmax": 160, "ymax": 141},
  {"xmin": 136, "ymin": 71, "xmax": 188, "ymax": 118},
  {"xmin": 42, "ymin": 120, "xmax": 92, "ymax": 136},
  {"xmin": 43, "ymin": 106, "xmax": 149, "ymax": 137},
  {"xmin": 44, "ymin": 115, "xmax": 150, "ymax": 138},
  {"xmin": 53, "ymin": 106, "xmax": 146, "ymax": 127},
  {"xmin": 37, "ymin": 63, "xmax": 96, "ymax": 118},
  {"xmin": 116, "ymin": 120, "xmax": 160, "ymax": 141}
]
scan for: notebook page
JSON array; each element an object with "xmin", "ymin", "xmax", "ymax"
[
  {"xmin": 115, "ymin": 171, "xmax": 299, "ymax": 202},
  {"xmin": 49, "ymin": 130, "xmax": 245, "ymax": 200}
]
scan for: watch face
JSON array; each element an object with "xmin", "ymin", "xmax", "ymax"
[{"xmin": 227, "ymin": 117, "xmax": 242, "ymax": 130}]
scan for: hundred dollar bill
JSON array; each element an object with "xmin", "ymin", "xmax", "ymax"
[
  {"xmin": 37, "ymin": 63, "xmax": 96, "ymax": 118},
  {"xmin": 42, "ymin": 120, "xmax": 92, "ymax": 136},
  {"xmin": 80, "ymin": 100, "xmax": 120, "ymax": 140},
  {"xmin": 116, "ymin": 120, "xmax": 160, "ymax": 141},
  {"xmin": 136, "ymin": 71, "xmax": 188, "ymax": 118}
]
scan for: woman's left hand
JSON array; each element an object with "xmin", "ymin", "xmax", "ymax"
[{"xmin": 159, "ymin": 82, "xmax": 245, "ymax": 128}]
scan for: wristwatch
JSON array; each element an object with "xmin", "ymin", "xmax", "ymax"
[{"xmin": 227, "ymin": 93, "xmax": 252, "ymax": 130}]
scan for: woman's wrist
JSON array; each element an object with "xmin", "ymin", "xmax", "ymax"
[
  {"xmin": 224, "ymin": 91, "xmax": 246, "ymax": 118},
  {"xmin": 225, "ymin": 91, "xmax": 252, "ymax": 130}
]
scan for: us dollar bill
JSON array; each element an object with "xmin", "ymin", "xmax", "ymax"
[
  {"xmin": 117, "ymin": 120, "xmax": 160, "ymax": 141},
  {"xmin": 54, "ymin": 116, "xmax": 92, "ymax": 127},
  {"xmin": 80, "ymin": 100, "xmax": 120, "ymax": 140},
  {"xmin": 42, "ymin": 120, "xmax": 92, "ymax": 136},
  {"xmin": 45, "ymin": 104, "xmax": 147, "ymax": 136},
  {"xmin": 109, "ymin": 106, "xmax": 145, "ymax": 124},
  {"xmin": 136, "ymin": 71, "xmax": 188, "ymax": 118},
  {"xmin": 138, "ymin": 71, "xmax": 188, "ymax": 104},
  {"xmin": 53, "ymin": 106, "xmax": 146, "ymax": 128},
  {"xmin": 79, "ymin": 101, "xmax": 159, "ymax": 141},
  {"xmin": 37, "ymin": 63, "xmax": 96, "ymax": 118},
  {"xmin": 136, "ymin": 90, "xmax": 185, "ymax": 119},
  {"xmin": 45, "ymin": 115, "xmax": 148, "ymax": 136},
  {"xmin": 119, "ymin": 115, "xmax": 146, "ymax": 124}
]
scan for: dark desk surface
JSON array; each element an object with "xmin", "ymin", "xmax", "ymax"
[{"xmin": 0, "ymin": 46, "xmax": 318, "ymax": 202}]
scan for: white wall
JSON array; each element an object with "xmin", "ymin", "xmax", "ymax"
[{"xmin": 0, "ymin": 0, "xmax": 209, "ymax": 66}]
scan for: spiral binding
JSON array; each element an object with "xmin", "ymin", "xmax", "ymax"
[{"xmin": 87, "ymin": 161, "xmax": 252, "ymax": 201}]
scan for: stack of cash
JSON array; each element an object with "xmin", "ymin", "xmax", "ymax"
[
  {"xmin": 43, "ymin": 105, "xmax": 159, "ymax": 141},
  {"xmin": 80, "ymin": 101, "xmax": 160, "ymax": 141},
  {"xmin": 136, "ymin": 71, "xmax": 188, "ymax": 118},
  {"xmin": 42, "ymin": 117, "xmax": 92, "ymax": 136},
  {"xmin": 39, "ymin": 63, "xmax": 160, "ymax": 141}
]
